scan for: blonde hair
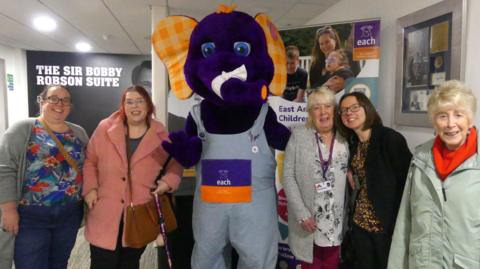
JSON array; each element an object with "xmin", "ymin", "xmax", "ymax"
[
  {"xmin": 306, "ymin": 86, "xmax": 336, "ymax": 128},
  {"xmin": 427, "ymin": 80, "xmax": 476, "ymax": 121}
]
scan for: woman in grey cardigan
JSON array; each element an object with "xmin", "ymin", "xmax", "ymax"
[
  {"xmin": 0, "ymin": 85, "xmax": 88, "ymax": 269},
  {"xmin": 283, "ymin": 87, "xmax": 349, "ymax": 269}
]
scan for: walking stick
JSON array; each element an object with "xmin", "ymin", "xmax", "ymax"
[{"xmin": 154, "ymin": 155, "xmax": 174, "ymax": 269}]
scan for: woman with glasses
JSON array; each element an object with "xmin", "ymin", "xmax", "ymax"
[
  {"xmin": 283, "ymin": 87, "xmax": 349, "ymax": 269},
  {"xmin": 82, "ymin": 85, "xmax": 182, "ymax": 269},
  {"xmin": 337, "ymin": 92, "xmax": 411, "ymax": 269},
  {"xmin": 0, "ymin": 85, "xmax": 89, "ymax": 269}
]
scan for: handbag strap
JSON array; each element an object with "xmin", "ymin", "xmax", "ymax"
[
  {"xmin": 125, "ymin": 124, "xmax": 173, "ymax": 207},
  {"xmin": 125, "ymin": 125, "xmax": 135, "ymax": 207},
  {"xmin": 39, "ymin": 120, "xmax": 79, "ymax": 173}
]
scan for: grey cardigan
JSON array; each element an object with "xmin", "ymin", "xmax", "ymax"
[
  {"xmin": 282, "ymin": 125, "xmax": 349, "ymax": 263},
  {"xmin": 0, "ymin": 118, "xmax": 88, "ymax": 269}
]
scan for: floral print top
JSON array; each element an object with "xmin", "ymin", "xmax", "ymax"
[
  {"xmin": 20, "ymin": 120, "xmax": 85, "ymax": 206},
  {"xmin": 313, "ymin": 132, "xmax": 349, "ymax": 246},
  {"xmin": 352, "ymin": 139, "xmax": 383, "ymax": 233}
]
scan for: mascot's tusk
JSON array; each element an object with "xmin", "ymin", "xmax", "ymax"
[{"xmin": 211, "ymin": 65, "xmax": 248, "ymax": 99}]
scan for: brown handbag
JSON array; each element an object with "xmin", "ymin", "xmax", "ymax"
[{"xmin": 123, "ymin": 130, "xmax": 178, "ymax": 248}]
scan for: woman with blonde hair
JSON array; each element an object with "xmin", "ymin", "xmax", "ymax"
[
  {"xmin": 283, "ymin": 87, "xmax": 349, "ymax": 269},
  {"xmin": 388, "ymin": 80, "xmax": 480, "ymax": 268}
]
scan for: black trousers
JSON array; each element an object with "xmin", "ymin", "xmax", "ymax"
[
  {"xmin": 169, "ymin": 195, "xmax": 195, "ymax": 269},
  {"xmin": 90, "ymin": 219, "xmax": 146, "ymax": 269},
  {"xmin": 351, "ymin": 224, "xmax": 391, "ymax": 269}
]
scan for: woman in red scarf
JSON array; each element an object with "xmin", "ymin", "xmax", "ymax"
[{"xmin": 388, "ymin": 80, "xmax": 479, "ymax": 268}]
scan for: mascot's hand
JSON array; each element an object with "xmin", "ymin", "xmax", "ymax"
[
  {"xmin": 162, "ymin": 131, "xmax": 202, "ymax": 168},
  {"xmin": 220, "ymin": 79, "xmax": 269, "ymax": 106}
]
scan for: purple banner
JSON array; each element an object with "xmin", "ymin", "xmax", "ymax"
[
  {"xmin": 201, "ymin": 159, "xmax": 251, "ymax": 186},
  {"xmin": 354, "ymin": 20, "xmax": 380, "ymax": 48}
]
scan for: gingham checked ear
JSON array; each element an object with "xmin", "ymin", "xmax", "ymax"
[
  {"xmin": 255, "ymin": 13, "xmax": 287, "ymax": 97},
  {"xmin": 151, "ymin": 16, "xmax": 198, "ymax": 100}
]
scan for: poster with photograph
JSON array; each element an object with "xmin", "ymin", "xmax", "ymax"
[
  {"xmin": 26, "ymin": 51, "xmax": 149, "ymax": 136},
  {"xmin": 272, "ymin": 19, "xmax": 381, "ymax": 269},
  {"xmin": 405, "ymin": 27, "xmax": 430, "ymax": 87}
]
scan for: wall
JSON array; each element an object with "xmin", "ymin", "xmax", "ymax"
[
  {"xmin": 0, "ymin": 43, "xmax": 28, "ymax": 127},
  {"xmin": 307, "ymin": 0, "xmax": 480, "ymax": 150}
]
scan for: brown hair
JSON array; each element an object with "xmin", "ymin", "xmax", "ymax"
[
  {"xmin": 286, "ymin": 45, "xmax": 300, "ymax": 60},
  {"xmin": 118, "ymin": 85, "xmax": 155, "ymax": 124},
  {"xmin": 337, "ymin": 92, "xmax": 382, "ymax": 139}
]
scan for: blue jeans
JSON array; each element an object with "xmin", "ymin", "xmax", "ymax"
[{"xmin": 14, "ymin": 201, "xmax": 83, "ymax": 269}]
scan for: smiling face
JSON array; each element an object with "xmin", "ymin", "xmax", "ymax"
[
  {"xmin": 339, "ymin": 96, "xmax": 366, "ymax": 132},
  {"xmin": 40, "ymin": 86, "xmax": 71, "ymax": 125},
  {"xmin": 124, "ymin": 91, "xmax": 148, "ymax": 125},
  {"xmin": 433, "ymin": 106, "xmax": 473, "ymax": 150},
  {"xmin": 310, "ymin": 103, "xmax": 334, "ymax": 134},
  {"xmin": 318, "ymin": 34, "xmax": 336, "ymax": 56},
  {"xmin": 325, "ymin": 51, "xmax": 342, "ymax": 72}
]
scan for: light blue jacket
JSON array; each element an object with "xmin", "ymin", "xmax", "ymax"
[{"xmin": 388, "ymin": 137, "xmax": 480, "ymax": 269}]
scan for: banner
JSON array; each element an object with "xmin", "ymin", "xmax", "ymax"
[
  {"xmin": 274, "ymin": 19, "xmax": 381, "ymax": 268},
  {"xmin": 26, "ymin": 51, "xmax": 149, "ymax": 135}
]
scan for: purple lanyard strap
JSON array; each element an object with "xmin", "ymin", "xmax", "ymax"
[{"xmin": 315, "ymin": 132, "xmax": 335, "ymax": 179}]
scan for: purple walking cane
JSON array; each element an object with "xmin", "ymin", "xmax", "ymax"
[{"xmin": 154, "ymin": 155, "xmax": 174, "ymax": 269}]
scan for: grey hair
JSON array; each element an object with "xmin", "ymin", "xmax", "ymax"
[
  {"xmin": 306, "ymin": 86, "xmax": 336, "ymax": 129},
  {"xmin": 427, "ymin": 80, "xmax": 476, "ymax": 122}
]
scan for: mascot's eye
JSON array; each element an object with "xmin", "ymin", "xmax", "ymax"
[
  {"xmin": 201, "ymin": 42, "xmax": 216, "ymax": 58},
  {"xmin": 233, "ymin": 42, "xmax": 251, "ymax": 57}
]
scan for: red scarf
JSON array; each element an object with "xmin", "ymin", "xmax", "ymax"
[{"xmin": 432, "ymin": 127, "xmax": 477, "ymax": 181}]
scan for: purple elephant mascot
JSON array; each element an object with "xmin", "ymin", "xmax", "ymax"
[{"xmin": 152, "ymin": 4, "xmax": 290, "ymax": 269}]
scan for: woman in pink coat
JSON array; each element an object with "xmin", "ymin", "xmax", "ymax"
[{"xmin": 82, "ymin": 85, "xmax": 182, "ymax": 269}]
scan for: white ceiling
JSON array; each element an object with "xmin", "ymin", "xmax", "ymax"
[{"xmin": 0, "ymin": 0, "xmax": 339, "ymax": 55}]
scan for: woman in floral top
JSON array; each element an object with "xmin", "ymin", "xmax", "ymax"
[
  {"xmin": 0, "ymin": 85, "xmax": 88, "ymax": 269},
  {"xmin": 283, "ymin": 87, "xmax": 349, "ymax": 269}
]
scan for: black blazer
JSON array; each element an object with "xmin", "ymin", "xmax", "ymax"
[{"xmin": 349, "ymin": 124, "xmax": 412, "ymax": 234}]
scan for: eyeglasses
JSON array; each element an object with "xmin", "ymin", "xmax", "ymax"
[
  {"xmin": 125, "ymin": 98, "xmax": 146, "ymax": 106},
  {"xmin": 339, "ymin": 103, "xmax": 362, "ymax": 115},
  {"xmin": 325, "ymin": 56, "xmax": 339, "ymax": 64},
  {"xmin": 39, "ymin": 95, "xmax": 72, "ymax": 106}
]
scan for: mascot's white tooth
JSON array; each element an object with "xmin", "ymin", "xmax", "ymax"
[
  {"xmin": 210, "ymin": 65, "xmax": 248, "ymax": 98},
  {"xmin": 211, "ymin": 75, "xmax": 225, "ymax": 99}
]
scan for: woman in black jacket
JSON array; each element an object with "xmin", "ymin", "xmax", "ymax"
[{"xmin": 337, "ymin": 92, "xmax": 412, "ymax": 269}]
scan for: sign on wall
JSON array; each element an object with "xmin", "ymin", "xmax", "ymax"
[{"xmin": 26, "ymin": 51, "xmax": 150, "ymax": 136}]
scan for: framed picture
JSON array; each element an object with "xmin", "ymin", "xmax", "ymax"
[{"xmin": 394, "ymin": 0, "xmax": 467, "ymax": 127}]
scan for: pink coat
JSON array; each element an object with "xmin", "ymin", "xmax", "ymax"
[{"xmin": 82, "ymin": 111, "xmax": 182, "ymax": 250}]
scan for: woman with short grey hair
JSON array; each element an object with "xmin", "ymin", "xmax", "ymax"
[
  {"xmin": 388, "ymin": 80, "xmax": 480, "ymax": 268},
  {"xmin": 283, "ymin": 87, "xmax": 349, "ymax": 269}
]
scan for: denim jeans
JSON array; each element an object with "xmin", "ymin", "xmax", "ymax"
[{"xmin": 14, "ymin": 201, "xmax": 83, "ymax": 269}]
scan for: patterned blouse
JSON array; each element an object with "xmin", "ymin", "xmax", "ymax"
[
  {"xmin": 351, "ymin": 139, "xmax": 383, "ymax": 233},
  {"xmin": 20, "ymin": 120, "xmax": 85, "ymax": 206},
  {"xmin": 313, "ymin": 132, "xmax": 349, "ymax": 246}
]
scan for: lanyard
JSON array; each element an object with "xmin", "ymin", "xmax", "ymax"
[{"xmin": 315, "ymin": 132, "xmax": 335, "ymax": 179}]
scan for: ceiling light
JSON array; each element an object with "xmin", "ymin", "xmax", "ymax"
[
  {"xmin": 33, "ymin": 15, "xmax": 57, "ymax": 32},
  {"xmin": 75, "ymin": 42, "xmax": 91, "ymax": 52}
]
